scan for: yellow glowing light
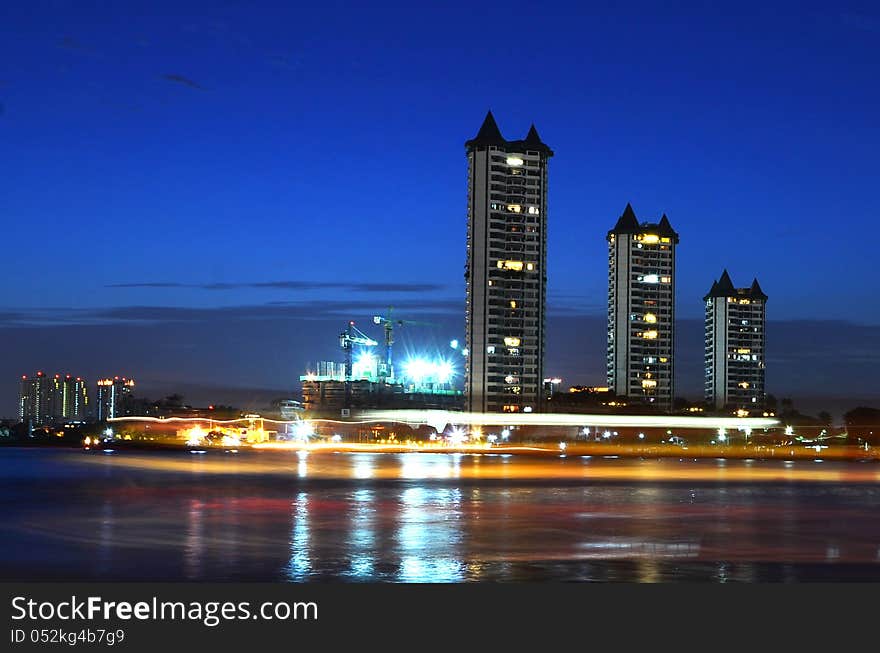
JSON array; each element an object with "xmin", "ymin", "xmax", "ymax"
[
  {"xmin": 641, "ymin": 234, "xmax": 659, "ymax": 244},
  {"xmin": 736, "ymin": 348, "xmax": 751, "ymax": 354},
  {"xmin": 642, "ymin": 330, "xmax": 658, "ymax": 339},
  {"xmin": 641, "ymin": 379, "xmax": 657, "ymax": 388},
  {"xmin": 504, "ymin": 337, "xmax": 521, "ymax": 347},
  {"xmin": 644, "ymin": 313, "xmax": 657, "ymax": 323},
  {"xmin": 507, "ymin": 204, "xmax": 522, "ymax": 213},
  {"xmin": 497, "ymin": 260, "xmax": 524, "ymax": 271}
]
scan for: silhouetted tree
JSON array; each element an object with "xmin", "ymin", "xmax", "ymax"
[{"xmin": 844, "ymin": 407, "xmax": 880, "ymax": 446}]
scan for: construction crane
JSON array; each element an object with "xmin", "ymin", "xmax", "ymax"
[
  {"xmin": 339, "ymin": 321, "xmax": 378, "ymax": 380},
  {"xmin": 372, "ymin": 306, "xmax": 433, "ymax": 380}
]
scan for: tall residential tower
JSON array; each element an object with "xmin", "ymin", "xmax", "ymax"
[
  {"xmin": 704, "ymin": 270, "xmax": 767, "ymax": 412},
  {"xmin": 464, "ymin": 112, "xmax": 552, "ymax": 413},
  {"xmin": 607, "ymin": 204, "xmax": 678, "ymax": 410},
  {"xmin": 95, "ymin": 376, "xmax": 134, "ymax": 421}
]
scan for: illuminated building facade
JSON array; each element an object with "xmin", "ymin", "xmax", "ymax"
[
  {"xmin": 607, "ymin": 204, "xmax": 678, "ymax": 410},
  {"xmin": 704, "ymin": 270, "xmax": 767, "ymax": 411},
  {"xmin": 59, "ymin": 375, "xmax": 88, "ymax": 421},
  {"xmin": 19, "ymin": 372, "xmax": 52, "ymax": 426},
  {"xmin": 464, "ymin": 111, "xmax": 553, "ymax": 413},
  {"xmin": 95, "ymin": 376, "xmax": 134, "ymax": 421},
  {"xmin": 19, "ymin": 372, "xmax": 88, "ymax": 425}
]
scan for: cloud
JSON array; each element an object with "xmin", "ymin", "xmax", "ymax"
[
  {"xmin": 0, "ymin": 298, "xmax": 463, "ymax": 329},
  {"xmin": 161, "ymin": 74, "xmax": 204, "ymax": 90},
  {"xmin": 106, "ymin": 280, "xmax": 447, "ymax": 293}
]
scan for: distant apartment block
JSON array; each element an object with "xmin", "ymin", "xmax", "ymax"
[
  {"xmin": 95, "ymin": 376, "xmax": 134, "ymax": 421},
  {"xmin": 704, "ymin": 270, "xmax": 767, "ymax": 411},
  {"xmin": 606, "ymin": 203, "xmax": 678, "ymax": 410},
  {"xmin": 19, "ymin": 372, "xmax": 88, "ymax": 425}
]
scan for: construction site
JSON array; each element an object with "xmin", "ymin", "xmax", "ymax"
[{"xmin": 300, "ymin": 308, "xmax": 464, "ymax": 418}]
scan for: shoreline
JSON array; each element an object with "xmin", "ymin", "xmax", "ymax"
[{"xmin": 3, "ymin": 440, "xmax": 878, "ymax": 463}]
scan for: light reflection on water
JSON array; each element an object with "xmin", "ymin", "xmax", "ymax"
[
  {"xmin": 287, "ymin": 491, "xmax": 310, "ymax": 580},
  {"xmin": 2, "ymin": 448, "xmax": 880, "ymax": 581}
]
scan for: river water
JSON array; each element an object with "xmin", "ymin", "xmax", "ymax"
[{"xmin": 3, "ymin": 447, "xmax": 880, "ymax": 581}]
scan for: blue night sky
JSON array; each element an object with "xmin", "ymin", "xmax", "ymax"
[{"xmin": 2, "ymin": 1, "xmax": 879, "ymax": 416}]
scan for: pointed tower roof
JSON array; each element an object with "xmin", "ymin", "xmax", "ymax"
[
  {"xmin": 610, "ymin": 203, "xmax": 640, "ymax": 235},
  {"xmin": 519, "ymin": 123, "xmax": 554, "ymax": 155},
  {"xmin": 716, "ymin": 269, "xmax": 736, "ymax": 295},
  {"xmin": 705, "ymin": 269, "xmax": 737, "ymax": 299},
  {"xmin": 656, "ymin": 213, "xmax": 680, "ymax": 242},
  {"xmin": 749, "ymin": 278, "xmax": 768, "ymax": 300},
  {"xmin": 703, "ymin": 280, "xmax": 720, "ymax": 301},
  {"xmin": 465, "ymin": 110, "xmax": 507, "ymax": 150}
]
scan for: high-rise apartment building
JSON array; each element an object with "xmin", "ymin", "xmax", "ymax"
[
  {"xmin": 704, "ymin": 270, "xmax": 767, "ymax": 412},
  {"xmin": 18, "ymin": 372, "xmax": 88, "ymax": 425},
  {"xmin": 95, "ymin": 376, "xmax": 134, "ymax": 421},
  {"xmin": 607, "ymin": 203, "xmax": 678, "ymax": 410},
  {"xmin": 464, "ymin": 111, "xmax": 552, "ymax": 413},
  {"xmin": 19, "ymin": 372, "xmax": 52, "ymax": 426}
]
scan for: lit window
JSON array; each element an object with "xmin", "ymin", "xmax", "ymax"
[
  {"xmin": 497, "ymin": 260, "xmax": 524, "ymax": 271},
  {"xmin": 739, "ymin": 299, "xmax": 751, "ymax": 304},
  {"xmin": 641, "ymin": 274, "xmax": 659, "ymax": 284},
  {"xmin": 527, "ymin": 206, "xmax": 540, "ymax": 215},
  {"xmin": 487, "ymin": 346, "xmax": 495, "ymax": 354},
  {"xmin": 659, "ymin": 357, "xmax": 668, "ymax": 363},
  {"xmin": 510, "ymin": 300, "xmax": 517, "ymax": 309},
  {"xmin": 660, "ymin": 276, "xmax": 671, "ymax": 283},
  {"xmin": 507, "ymin": 204, "xmax": 522, "ymax": 213},
  {"xmin": 642, "ymin": 379, "xmax": 657, "ymax": 388},
  {"xmin": 736, "ymin": 348, "xmax": 751, "ymax": 354},
  {"xmin": 644, "ymin": 313, "xmax": 657, "ymax": 323},
  {"xmin": 504, "ymin": 337, "xmax": 521, "ymax": 347},
  {"xmin": 641, "ymin": 234, "xmax": 659, "ymax": 244},
  {"xmin": 661, "ymin": 237, "xmax": 671, "ymax": 243},
  {"xmin": 506, "ymin": 156, "xmax": 524, "ymax": 166},
  {"xmin": 526, "ymin": 263, "xmax": 534, "ymax": 271},
  {"xmin": 642, "ymin": 330, "xmax": 658, "ymax": 339}
]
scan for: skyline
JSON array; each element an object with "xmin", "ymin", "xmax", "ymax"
[{"xmin": 2, "ymin": 2, "xmax": 880, "ymax": 416}]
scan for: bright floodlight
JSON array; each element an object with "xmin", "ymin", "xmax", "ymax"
[
  {"xmin": 295, "ymin": 420, "xmax": 314, "ymax": 442},
  {"xmin": 449, "ymin": 428, "xmax": 466, "ymax": 445},
  {"xmin": 450, "ymin": 339, "xmax": 459, "ymax": 349},
  {"xmin": 403, "ymin": 358, "xmax": 432, "ymax": 383},
  {"xmin": 435, "ymin": 359, "xmax": 454, "ymax": 383},
  {"xmin": 353, "ymin": 352, "xmax": 377, "ymax": 379}
]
